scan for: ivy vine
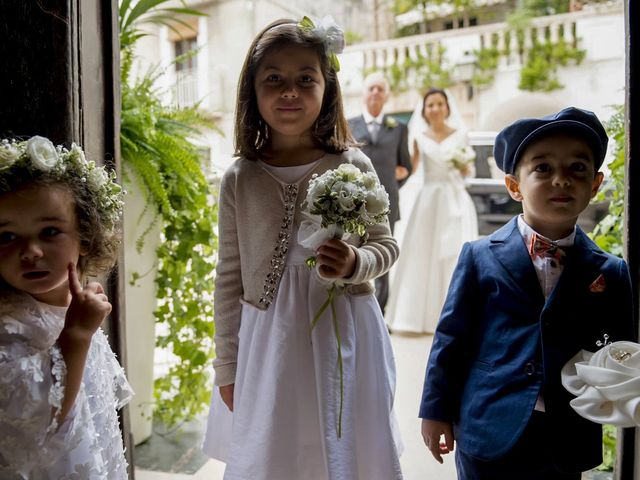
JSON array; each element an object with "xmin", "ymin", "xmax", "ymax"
[
  {"xmin": 371, "ymin": 44, "xmax": 453, "ymax": 94},
  {"xmin": 471, "ymin": 22, "xmax": 586, "ymax": 93},
  {"xmin": 589, "ymin": 106, "xmax": 625, "ymax": 471},
  {"xmin": 119, "ymin": 1, "xmax": 219, "ymax": 428},
  {"xmin": 590, "ymin": 104, "xmax": 625, "ymax": 258}
]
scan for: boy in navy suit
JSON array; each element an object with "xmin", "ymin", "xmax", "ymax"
[{"xmin": 419, "ymin": 107, "xmax": 636, "ymax": 479}]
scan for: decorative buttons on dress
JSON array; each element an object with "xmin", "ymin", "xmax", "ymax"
[
  {"xmin": 259, "ymin": 183, "xmax": 298, "ymax": 308},
  {"xmin": 524, "ymin": 362, "xmax": 536, "ymax": 376}
]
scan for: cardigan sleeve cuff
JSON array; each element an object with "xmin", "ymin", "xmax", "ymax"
[
  {"xmin": 341, "ymin": 246, "xmax": 370, "ymax": 285},
  {"xmin": 213, "ymin": 362, "xmax": 237, "ymax": 387}
]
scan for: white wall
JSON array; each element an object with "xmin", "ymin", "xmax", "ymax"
[
  {"xmin": 475, "ymin": 11, "xmax": 625, "ymax": 130},
  {"xmin": 123, "ymin": 179, "xmax": 162, "ymax": 444}
]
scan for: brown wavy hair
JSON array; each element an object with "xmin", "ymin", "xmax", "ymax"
[
  {"xmin": 0, "ymin": 166, "xmax": 121, "ymax": 288},
  {"xmin": 234, "ymin": 18, "xmax": 355, "ymax": 161}
]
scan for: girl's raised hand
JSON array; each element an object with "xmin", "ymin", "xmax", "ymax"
[
  {"xmin": 316, "ymin": 239, "xmax": 356, "ymax": 279},
  {"xmin": 64, "ymin": 263, "xmax": 112, "ymax": 335}
]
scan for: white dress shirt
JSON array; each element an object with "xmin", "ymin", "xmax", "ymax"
[
  {"xmin": 362, "ymin": 109, "xmax": 384, "ymax": 142},
  {"xmin": 517, "ymin": 215, "xmax": 576, "ymax": 411}
]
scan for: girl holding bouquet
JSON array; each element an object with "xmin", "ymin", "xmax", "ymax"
[
  {"xmin": 386, "ymin": 88, "xmax": 478, "ymax": 334},
  {"xmin": 202, "ymin": 17, "xmax": 403, "ymax": 480}
]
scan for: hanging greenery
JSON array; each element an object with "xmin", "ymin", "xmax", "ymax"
[
  {"xmin": 470, "ymin": 15, "xmax": 586, "ymax": 93},
  {"xmin": 590, "ymin": 104, "xmax": 625, "ymax": 258},
  {"xmin": 119, "ymin": 0, "xmax": 220, "ymax": 427},
  {"xmin": 471, "ymin": 32, "xmax": 501, "ymax": 87},
  {"xmin": 390, "ymin": 0, "xmax": 586, "ymax": 93},
  {"xmin": 372, "ymin": 44, "xmax": 453, "ymax": 94},
  {"xmin": 588, "ymin": 105, "xmax": 625, "ymax": 472},
  {"xmin": 518, "ymin": 28, "xmax": 586, "ymax": 91}
]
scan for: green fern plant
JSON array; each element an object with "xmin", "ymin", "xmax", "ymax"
[{"xmin": 119, "ymin": 0, "xmax": 219, "ymax": 427}]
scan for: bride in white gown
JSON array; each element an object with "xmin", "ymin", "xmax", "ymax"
[{"xmin": 386, "ymin": 88, "xmax": 478, "ymax": 334}]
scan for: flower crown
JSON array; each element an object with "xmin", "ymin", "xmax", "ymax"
[
  {"xmin": 298, "ymin": 16, "xmax": 345, "ymax": 72},
  {"xmin": 0, "ymin": 136, "xmax": 124, "ymax": 233}
]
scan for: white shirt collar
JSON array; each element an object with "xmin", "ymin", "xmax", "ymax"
[
  {"xmin": 362, "ymin": 109, "xmax": 384, "ymax": 125},
  {"xmin": 517, "ymin": 214, "xmax": 576, "ymax": 248}
]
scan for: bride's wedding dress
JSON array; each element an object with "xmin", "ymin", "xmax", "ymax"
[{"xmin": 385, "ymin": 129, "xmax": 478, "ymax": 334}]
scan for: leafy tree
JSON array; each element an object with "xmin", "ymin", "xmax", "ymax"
[{"xmin": 119, "ymin": 0, "xmax": 220, "ymax": 427}]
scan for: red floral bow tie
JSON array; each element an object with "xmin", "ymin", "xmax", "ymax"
[{"xmin": 528, "ymin": 233, "xmax": 566, "ymax": 266}]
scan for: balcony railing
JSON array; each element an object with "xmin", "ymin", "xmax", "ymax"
[
  {"xmin": 172, "ymin": 68, "xmax": 199, "ymax": 108},
  {"xmin": 340, "ymin": 2, "xmax": 622, "ymax": 92}
]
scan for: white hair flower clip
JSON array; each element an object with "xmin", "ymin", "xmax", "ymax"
[{"xmin": 299, "ymin": 15, "xmax": 345, "ymax": 72}]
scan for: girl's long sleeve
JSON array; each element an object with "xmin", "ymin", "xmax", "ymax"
[{"xmin": 212, "ymin": 170, "xmax": 244, "ymax": 387}]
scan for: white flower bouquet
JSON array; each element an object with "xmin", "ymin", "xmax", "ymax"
[
  {"xmin": 445, "ymin": 145, "xmax": 476, "ymax": 172},
  {"xmin": 561, "ymin": 338, "xmax": 640, "ymax": 427},
  {"xmin": 298, "ymin": 162, "xmax": 389, "ymax": 438},
  {"xmin": 299, "ymin": 163, "xmax": 389, "ymax": 263}
]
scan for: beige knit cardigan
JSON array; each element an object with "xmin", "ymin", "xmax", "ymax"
[{"xmin": 212, "ymin": 148, "xmax": 399, "ymax": 386}]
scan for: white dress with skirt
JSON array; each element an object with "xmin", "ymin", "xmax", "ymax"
[
  {"xmin": 386, "ymin": 130, "xmax": 478, "ymax": 334},
  {"xmin": 0, "ymin": 291, "xmax": 133, "ymax": 479},
  {"xmin": 203, "ymin": 161, "xmax": 403, "ymax": 480}
]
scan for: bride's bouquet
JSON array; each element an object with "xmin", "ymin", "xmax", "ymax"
[
  {"xmin": 561, "ymin": 336, "xmax": 640, "ymax": 427},
  {"xmin": 445, "ymin": 145, "xmax": 476, "ymax": 172},
  {"xmin": 298, "ymin": 162, "xmax": 389, "ymax": 437}
]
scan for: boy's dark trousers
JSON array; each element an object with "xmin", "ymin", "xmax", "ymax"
[{"xmin": 455, "ymin": 411, "xmax": 581, "ymax": 480}]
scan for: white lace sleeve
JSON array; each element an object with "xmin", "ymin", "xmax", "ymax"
[{"xmin": 0, "ymin": 293, "xmax": 133, "ymax": 479}]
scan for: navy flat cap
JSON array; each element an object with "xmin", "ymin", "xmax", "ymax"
[{"xmin": 493, "ymin": 107, "xmax": 608, "ymax": 174}]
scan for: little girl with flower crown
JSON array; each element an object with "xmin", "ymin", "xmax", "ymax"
[
  {"xmin": 0, "ymin": 136, "xmax": 132, "ymax": 479},
  {"xmin": 202, "ymin": 17, "xmax": 403, "ymax": 480}
]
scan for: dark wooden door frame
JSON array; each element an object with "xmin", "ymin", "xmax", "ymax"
[
  {"xmin": 0, "ymin": 0, "xmax": 133, "ymax": 476},
  {"xmin": 0, "ymin": 2, "xmax": 636, "ymax": 479},
  {"xmin": 618, "ymin": 1, "xmax": 639, "ymax": 479}
]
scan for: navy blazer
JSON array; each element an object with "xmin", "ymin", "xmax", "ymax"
[{"xmin": 420, "ymin": 217, "xmax": 635, "ymax": 472}]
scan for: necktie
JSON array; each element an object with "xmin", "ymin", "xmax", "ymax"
[
  {"xmin": 369, "ymin": 121, "xmax": 380, "ymax": 143},
  {"xmin": 528, "ymin": 233, "xmax": 566, "ymax": 266}
]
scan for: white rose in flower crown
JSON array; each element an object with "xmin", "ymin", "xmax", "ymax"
[
  {"xmin": 27, "ymin": 136, "xmax": 59, "ymax": 171},
  {"xmin": 0, "ymin": 143, "xmax": 21, "ymax": 168},
  {"xmin": 88, "ymin": 165, "xmax": 109, "ymax": 190},
  {"xmin": 68, "ymin": 143, "xmax": 87, "ymax": 166}
]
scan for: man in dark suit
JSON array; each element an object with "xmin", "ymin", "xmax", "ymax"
[{"xmin": 348, "ymin": 72, "xmax": 412, "ymax": 313}]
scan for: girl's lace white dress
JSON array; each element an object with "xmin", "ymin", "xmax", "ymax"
[
  {"xmin": 386, "ymin": 130, "xmax": 478, "ymax": 334},
  {"xmin": 203, "ymin": 162, "xmax": 403, "ymax": 480},
  {"xmin": 0, "ymin": 290, "xmax": 133, "ymax": 479}
]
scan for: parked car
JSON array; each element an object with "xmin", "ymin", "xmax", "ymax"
[{"xmin": 466, "ymin": 131, "xmax": 607, "ymax": 236}]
